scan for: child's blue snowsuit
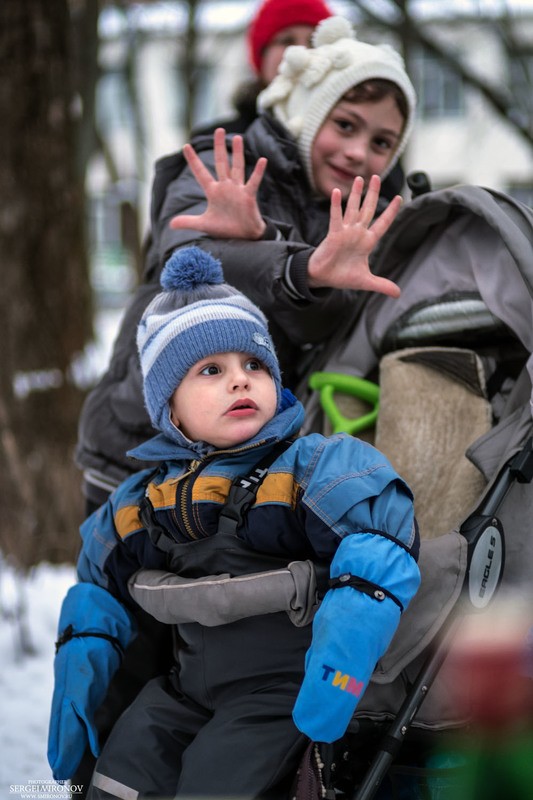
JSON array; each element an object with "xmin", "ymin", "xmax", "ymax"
[{"xmin": 49, "ymin": 393, "xmax": 420, "ymax": 798}]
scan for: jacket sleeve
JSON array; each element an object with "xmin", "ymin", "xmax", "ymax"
[
  {"xmin": 78, "ymin": 471, "xmax": 170, "ymax": 596},
  {"xmin": 75, "ymin": 280, "xmax": 162, "ymax": 483},
  {"xmin": 292, "ymin": 435, "xmax": 421, "ymax": 743}
]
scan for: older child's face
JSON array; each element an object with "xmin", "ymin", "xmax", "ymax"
[
  {"xmin": 170, "ymin": 352, "xmax": 277, "ymax": 449},
  {"xmin": 311, "ymin": 96, "xmax": 404, "ymax": 199}
]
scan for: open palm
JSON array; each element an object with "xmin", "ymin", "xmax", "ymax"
[
  {"xmin": 308, "ymin": 175, "xmax": 402, "ymax": 298},
  {"xmin": 170, "ymin": 128, "xmax": 267, "ymax": 240}
]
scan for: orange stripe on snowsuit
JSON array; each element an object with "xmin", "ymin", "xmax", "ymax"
[
  {"xmin": 256, "ymin": 472, "xmax": 299, "ymax": 508},
  {"xmin": 191, "ymin": 472, "xmax": 298, "ymax": 507},
  {"xmin": 147, "ymin": 478, "xmax": 182, "ymax": 509},
  {"xmin": 115, "ymin": 471, "xmax": 299, "ymax": 540},
  {"xmin": 191, "ymin": 476, "xmax": 232, "ymax": 504},
  {"xmin": 146, "ymin": 473, "xmax": 299, "ymax": 507},
  {"xmin": 115, "ymin": 505, "xmax": 143, "ymax": 539}
]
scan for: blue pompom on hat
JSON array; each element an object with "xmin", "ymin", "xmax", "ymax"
[{"xmin": 137, "ymin": 247, "xmax": 282, "ymax": 440}]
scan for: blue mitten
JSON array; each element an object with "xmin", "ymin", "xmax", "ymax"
[
  {"xmin": 292, "ymin": 533, "xmax": 420, "ymax": 743},
  {"xmin": 47, "ymin": 583, "xmax": 134, "ymax": 780}
]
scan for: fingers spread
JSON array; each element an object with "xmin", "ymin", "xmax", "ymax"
[
  {"xmin": 357, "ymin": 174, "xmax": 381, "ymax": 227},
  {"xmin": 369, "ymin": 194, "xmax": 402, "ymax": 239},
  {"xmin": 169, "ymin": 214, "xmax": 202, "ymax": 230},
  {"xmin": 365, "ymin": 275, "xmax": 401, "ymax": 299},
  {"xmin": 230, "ymin": 135, "xmax": 245, "ymax": 182}
]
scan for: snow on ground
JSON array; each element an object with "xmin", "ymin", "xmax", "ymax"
[{"xmin": 0, "ymin": 561, "xmax": 76, "ymax": 797}]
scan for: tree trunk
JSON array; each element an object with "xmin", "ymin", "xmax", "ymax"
[{"xmin": 0, "ymin": 0, "xmax": 95, "ymax": 566}]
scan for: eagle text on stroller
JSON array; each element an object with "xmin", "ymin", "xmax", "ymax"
[
  {"xmin": 321, "ymin": 664, "xmax": 365, "ymax": 696},
  {"xmin": 464, "ymin": 517, "xmax": 505, "ymax": 610},
  {"xmin": 9, "ymin": 781, "xmax": 83, "ymax": 799}
]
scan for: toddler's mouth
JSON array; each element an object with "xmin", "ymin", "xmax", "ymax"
[{"xmin": 226, "ymin": 399, "xmax": 258, "ymax": 415}]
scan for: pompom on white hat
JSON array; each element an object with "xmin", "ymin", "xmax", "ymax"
[{"xmin": 258, "ymin": 16, "xmax": 416, "ymax": 186}]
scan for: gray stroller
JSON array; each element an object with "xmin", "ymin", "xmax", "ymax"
[
  {"xmin": 116, "ymin": 182, "xmax": 533, "ymax": 800},
  {"xmin": 298, "ymin": 183, "xmax": 533, "ymax": 799}
]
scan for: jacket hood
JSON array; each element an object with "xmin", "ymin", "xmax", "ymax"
[
  {"xmin": 245, "ymin": 114, "xmax": 332, "ymax": 241},
  {"xmin": 128, "ymin": 388, "xmax": 304, "ymax": 463},
  {"xmin": 246, "ymin": 113, "xmax": 310, "ymax": 189}
]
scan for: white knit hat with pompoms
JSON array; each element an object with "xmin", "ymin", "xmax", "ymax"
[{"xmin": 257, "ymin": 16, "xmax": 416, "ymax": 186}]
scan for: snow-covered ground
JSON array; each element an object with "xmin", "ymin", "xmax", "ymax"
[{"xmin": 0, "ymin": 561, "xmax": 76, "ymax": 799}]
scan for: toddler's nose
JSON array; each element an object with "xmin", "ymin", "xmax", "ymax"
[{"xmin": 230, "ymin": 368, "xmax": 250, "ymax": 390}]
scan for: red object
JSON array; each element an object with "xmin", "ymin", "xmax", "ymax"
[
  {"xmin": 447, "ymin": 644, "xmax": 533, "ymax": 730},
  {"xmin": 247, "ymin": 0, "xmax": 333, "ymax": 73}
]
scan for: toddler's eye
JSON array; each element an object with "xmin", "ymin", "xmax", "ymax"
[
  {"xmin": 245, "ymin": 359, "xmax": 263, "ymax": 372},
  {"xmin": 200, "ymin": 364, "xmax": 220, "ymax": 376}
]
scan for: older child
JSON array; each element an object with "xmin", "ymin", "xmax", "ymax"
[
  {"xmin": 156, "ymin": 15, "xmax": 417, "ymax": 348},
  {"xmin": 193, "ymin": 0, "xmax": 334, "ymax": 134},
  {"xmin": 50, "ymin": 246, "xmax": 420, "ymax": 799},
  {"xmin": 191, "ymin": 0, "xmax": 403, "ymax": 203}
]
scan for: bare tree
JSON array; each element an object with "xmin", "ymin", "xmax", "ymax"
[
  {"xmin": 351, "ymin": 0, "xmax": 533, "ymax": 150},
  {"xmin": 181, "ymin": 0, "xmax": 202, "ymax": 137},
  {"xmin": 0, "ymin": 0, "xmax": 208, "ymax": 569},
  {"xmin": 0, "ymin": 0, "xmax": 97, "ymax": 566}
]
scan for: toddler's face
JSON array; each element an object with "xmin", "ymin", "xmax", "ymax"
[
  {"xmin": 311, "ymin": 95, "xmax": 404, "ymax": 199},
  {"xmin": 170, "ymin": 351, "xmax": 277, "ymax": 449}
]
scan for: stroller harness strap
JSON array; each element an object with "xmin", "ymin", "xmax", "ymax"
[
  {"xmin": 216, "ymin": 440, "xmax": 294, "ymax": 535},
  {"xmin": 139, "ymin": 490, "xmax": 173, "ymax": 555},
  {"xmin": 329, "ymin": 573, "xmax": 404, "ymax": 612}
]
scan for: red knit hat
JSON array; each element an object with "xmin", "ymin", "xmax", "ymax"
[{"xmin": 248, "ymin": 0, "xmax": 333, "ymax": 74}]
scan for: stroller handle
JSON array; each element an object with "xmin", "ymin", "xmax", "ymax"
[
  {"xmin": 308, "ymin": 372, "xmax": 380, "ymax": 435},
  {"xmin": 351, "ymin": 436, "xmax": 533, "ymax": 800}
]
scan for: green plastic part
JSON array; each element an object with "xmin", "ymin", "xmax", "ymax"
[{"xmin": 308, "ymin": 371, "xmax": 380, "ymax": 435}]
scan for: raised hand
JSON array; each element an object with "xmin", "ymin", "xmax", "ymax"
[
  {"xmin": 308, "ymin": 175, "xmax": 402, "ymax": 298},
  {"xmin": 169, "ymin": 128, "xmax": 267, "ymax": 240}
]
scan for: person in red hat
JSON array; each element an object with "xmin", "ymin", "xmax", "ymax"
[
  {"xmin": 194, "ymin": 0, "xmax": 334, "ymax": 137},
  {"xmin": 248, "ymin": 0, "xmax": 334, "ymax": 84}
]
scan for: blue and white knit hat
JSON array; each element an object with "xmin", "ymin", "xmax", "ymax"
[{"xmin": 137, "ymin": 247, "xmax": 282, "ymax": 438}]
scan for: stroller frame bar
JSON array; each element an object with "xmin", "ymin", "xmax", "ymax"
[{"xmin": 351, "ymin": 437, "xmax": 533, "ymax": 800}]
